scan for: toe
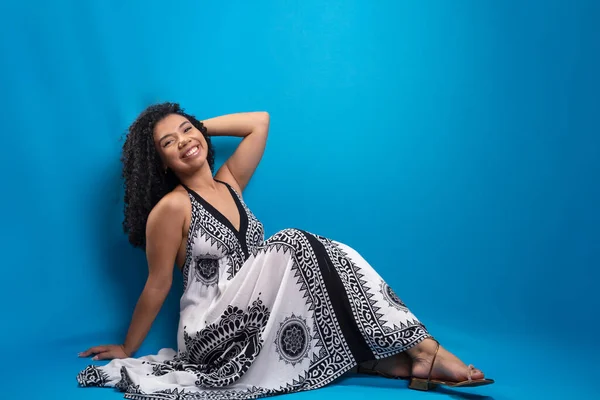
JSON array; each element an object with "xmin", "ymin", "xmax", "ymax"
[{"xmin": 468, "ymin": 365, "xmax": 485, "ymax": 380}]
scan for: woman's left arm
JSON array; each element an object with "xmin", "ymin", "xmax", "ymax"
[{"xmin": 204, "ymin": 111, "xmax": 270, "ymax": 193}]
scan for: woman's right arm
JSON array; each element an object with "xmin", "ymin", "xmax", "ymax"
[{"xmin": 79, "ymin": 193, "xmax": 185, "ymax": 360}]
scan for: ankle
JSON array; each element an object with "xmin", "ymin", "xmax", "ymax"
[{"xmin": 407, "ymin": 337, "xmax": 438, "ymax": 359}]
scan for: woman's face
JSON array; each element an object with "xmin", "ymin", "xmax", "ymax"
[{"xmin": 153, "ymin": 113, "xmax": 209, "ymax": 176}]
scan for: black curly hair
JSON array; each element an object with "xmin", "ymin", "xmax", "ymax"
[{"xmin": 121, "ymin": 102, "xmax": 215, "ymax": 248}]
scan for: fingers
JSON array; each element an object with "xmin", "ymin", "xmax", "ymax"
[
  {"xmin": 92, "ymin": 351, "xmax": 113, "ymax": 361},
  {"xmin": 79, "ymin": 344, "xmax": 129, "ymax": 361},
  {"xmin": 78, "ymin": 345, "xmax": 108, "ymax": 358}
]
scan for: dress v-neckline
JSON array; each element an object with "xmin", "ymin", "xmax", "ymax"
[
  {"xmin": 182, "ymin": 179, "xmax": 251, "ymax": 259},
  {"xmin": 183, "ymin": 180, "xmax": 247, "ymax": 235}
]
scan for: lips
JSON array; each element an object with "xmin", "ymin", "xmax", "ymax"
[{"xmin": 181, "ymin": 145, "xmax": 200, "ymax": 159}]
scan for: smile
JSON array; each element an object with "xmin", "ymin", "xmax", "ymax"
[{"xmin": 182, "ymin": 146, "xmax": 200, "ymax": 158}]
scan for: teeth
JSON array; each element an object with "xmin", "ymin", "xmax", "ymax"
[{"xmin": 185, "ymin": 146, "xmax": 199, "ymax": 157}]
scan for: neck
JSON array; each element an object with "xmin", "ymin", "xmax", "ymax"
[{"xmin": 178, "ymin": 163, "xmax": 217, "ymax": 192}]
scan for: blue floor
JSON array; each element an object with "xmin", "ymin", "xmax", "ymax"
[{"xmin": 4, "ymin": 325, "xmax": 596, "ymax": 400}]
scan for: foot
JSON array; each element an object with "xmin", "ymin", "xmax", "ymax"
[
  {"xmin": 408, "ymin": 338, "xmax": 486, "ymax": 383},
  {"xmin": 357, "ymin": 351, "xmax": 412, "ymax": 378}
]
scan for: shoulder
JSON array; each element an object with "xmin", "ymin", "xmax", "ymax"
[{"xmin": 147, "ymin": 188, "xmax": 189, "ymax": 230}]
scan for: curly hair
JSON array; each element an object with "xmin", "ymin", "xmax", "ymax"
[{"xmin": 121, "ymin": 102, "xmax": 215, "ymax": 248}]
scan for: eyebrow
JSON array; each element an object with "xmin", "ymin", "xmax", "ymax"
[{"xmin": 159, "ymin": 121, "xmax": 190, "ymax": 143}]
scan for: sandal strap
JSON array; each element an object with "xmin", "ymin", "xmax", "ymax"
[
  {"xmin": 426, "ymin": 338, "xmax": 440, "ymax": 385},
  {"xmin": 467, "ymin": 364, "xmax": 474, "ymax": 382}
]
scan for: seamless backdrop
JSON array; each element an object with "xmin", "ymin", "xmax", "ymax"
[{"xmin": 0, "ymin": 1, "xmax": 598, "ymax": 399}]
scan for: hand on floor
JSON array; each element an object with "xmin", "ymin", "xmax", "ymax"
[{"xmin": 78, "ymin": 344, "xmax": 130, "ymax": 361}]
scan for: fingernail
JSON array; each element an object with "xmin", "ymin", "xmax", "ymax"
[{"xmin": 92, "ymin": 356, "xmax": 98, "ymax": 360}]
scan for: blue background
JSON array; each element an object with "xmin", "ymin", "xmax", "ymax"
[{"xmin": 0, "ymin": 1, "xmax": 598, "ymax": 399}]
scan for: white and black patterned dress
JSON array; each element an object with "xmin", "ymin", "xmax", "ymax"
[{"xmin": 77, "ymin": 180, "xmax": 431, "ymax": 399}]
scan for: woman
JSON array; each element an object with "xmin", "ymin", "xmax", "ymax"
[{"xmin": 77, "ymin": 103, "xmax": 493, "ymax": 399}]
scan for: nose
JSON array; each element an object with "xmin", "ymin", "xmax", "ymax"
[{"xmin": 178, "ymin": 138, "xmax": 191, "ymax": 149}]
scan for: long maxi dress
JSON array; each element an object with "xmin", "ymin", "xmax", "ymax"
[{"xmin": 77, "ymin": 180, "xmax": 431, "ymax": 399}]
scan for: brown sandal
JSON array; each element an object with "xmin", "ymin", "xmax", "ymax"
[{"xmin": 408, "ymin": 339, "xmax": 495, "ymax": 391}]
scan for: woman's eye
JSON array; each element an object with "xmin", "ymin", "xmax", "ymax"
[
  {"xmin": 163, "ymin": 140, "xmax": 173, "ymax": 147},
  {"xmin": 184, "ymin": 126, "xmax": 192, "ymax": 133}
]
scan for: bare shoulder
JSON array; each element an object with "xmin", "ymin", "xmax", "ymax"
[
  {"xmin": 145, "ymin": 188, "xmax": 190, "ymax": 278},
  {"xmin": 146, "ymin": 188, "xmax": 189, "ymax": 232}
]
